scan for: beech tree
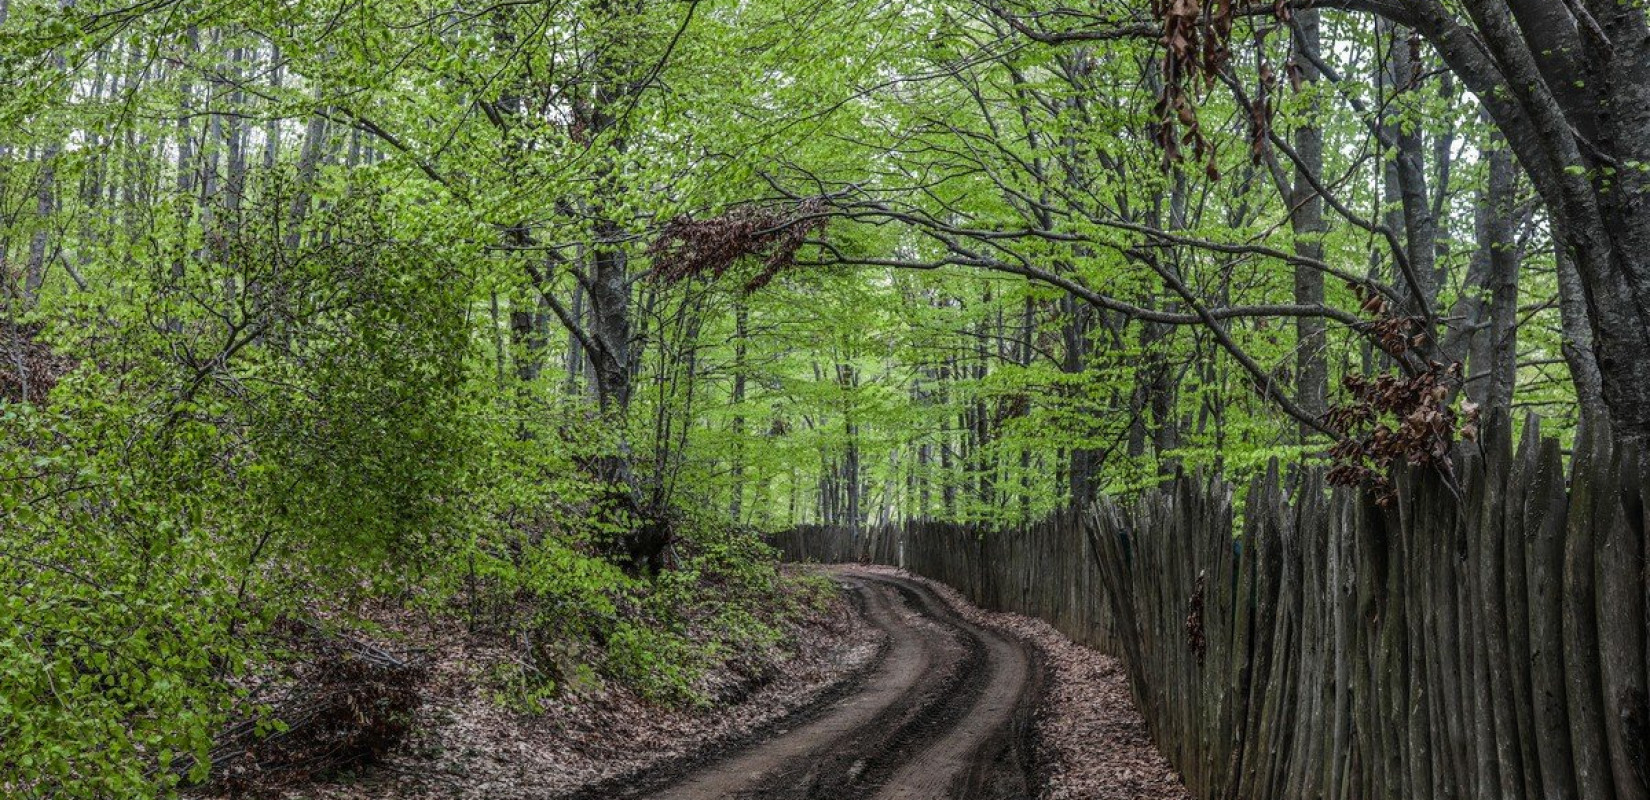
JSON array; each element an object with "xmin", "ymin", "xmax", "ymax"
[
  {"xmin": 0, "ymin": 0, "xmax": 1632, "ymax": 793},
  {"xmin": 974, "ymin": 1, "xmax": 1650, "ymax": 439}
]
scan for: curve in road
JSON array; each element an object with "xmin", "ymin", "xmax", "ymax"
[{"xmin": 634, "ymin": 571, "xmax": 1043, "ymax": 800}]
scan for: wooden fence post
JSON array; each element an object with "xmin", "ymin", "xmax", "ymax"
[{"xmin": 767, "ymin": 415, "xmax": 1649, "ymax": 800}]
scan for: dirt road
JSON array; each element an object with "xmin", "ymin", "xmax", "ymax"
[{"xmin": 608, "ymin": 570, "xmax": 1043, "ymax": 800}]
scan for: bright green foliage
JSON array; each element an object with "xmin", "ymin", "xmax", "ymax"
[
  {"xmin": 0, "ymin": 0, "xmax": 1593, "ymax": 795},
  {"xmin": 2, "ymin": 404, "xmax": 249, "ymax": 796}
]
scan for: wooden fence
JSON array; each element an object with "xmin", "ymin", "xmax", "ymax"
[
  {"xmin": 777, "ymin": 509, "xmax": 1120, "ymax": 655},
  {"xmin": 771, "ymin": 415, "xmax": 1650, "ymax": 800}
]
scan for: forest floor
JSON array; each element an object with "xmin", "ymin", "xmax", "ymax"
[{"xmin": 245, "ymin": 566, "xmax": 1185, "ymax": 800}]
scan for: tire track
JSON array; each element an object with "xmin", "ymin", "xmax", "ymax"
[
  {"xmin": 869, "ymin": 578, "xmax": 1039, "ymax": 800},
  {"xmin": 639, "ymin": 571, "xmax": 1043, "ymax": 800}
]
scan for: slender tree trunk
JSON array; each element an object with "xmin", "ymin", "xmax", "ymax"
[
  {"xmin": 729, "ymin": 302, "xmax": 748, "ymax": 520},
  {"xmin": 940, "ymin": 366, "xmax": 956, "ymax": 519},
  {"xmin": 166, "ymin": 30, "xmax": 200, "ymax": 330},
  {"xmin": 1290, "ymin": 9, "xmax": 1328, "ymax": 437},
  {"xmin": 224, "ymin": 46, "xmax": 248, "ymax": 222},
  {"xmin": 24, "ymin": 147, "xmax": 56, "ymax": 305},
  {"xmin": 1556, "ymin": 245, "xmax": 1606, "ymax": 419},
  {"xmin": 1062, "ymin": 296, "xmax": 1099, "ymax": 505},
  {"xmin": 197, "ymin": 30, "xmax": 224, "ymax": 269},
  {"xmin": 263, "ymin": 46, "xmax": 282, "ymax": 170},
  {"xmin": 283, "ymin": 107, "xmax": 328, "ymax": 252},
  {"xmin": 1471, "ymin": 144, "xmax": 1520, "ymax": 413},
  {"xmin": 1018, "ymin": 296, "xmax": 1034, "ymax": 519},
  {"xmin": 1380, "ymin": 21, "xmax": 1439, "ymax": 315},
  {"xmin": 565, "ymin": 270, "xmax": 586, "ymax": 392},
  {"xmin": 23, "ymin": 2, "xmax": 72, "ymax": 306}
]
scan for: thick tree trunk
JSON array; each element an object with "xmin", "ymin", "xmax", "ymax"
[
  {"xmin": 1376, "ymin": 0, "xmax": 1650, "ymax": 441},
  {"xmin": 588, "ymin": 225, "xmax": 632, "ymax": 414},
  {"xmin": 1571, "ymin": 6, "xmax": 1650, "ymax": 444},
  {"xmin": 509, "ymin": 295, "xmax": 549, "ymax": 383}
]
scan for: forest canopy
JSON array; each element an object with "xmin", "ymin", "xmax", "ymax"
[{"xmin": 3, "ymin": 0, "xmax": 1643, "ymax": 795}]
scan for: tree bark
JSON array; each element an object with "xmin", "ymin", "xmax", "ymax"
[
  {"xmin": 1556, "ymin": 245, "xmax": 1606, "ymax": 419},
  {"xmin": 1480, "ymin": 145, "xmax": 1520, "ymax": 414},
  {"xmin": 1290, "ymin": 9, "xmax": 1328, "ymax": 438},
  {"xmin": 1062, "ymin": 296, "xmax": 1101, "ymax": 505},
  {"xmin": 730, "ymin": 302, "xmax": 748, "ymax": 520},
  {"xmin": 1427, "ymin": 0, "xmax": 1650, "ymax": 441},
  {"xmin": 24, "ymin": 146, "xmax": 56, "ymax": 305},
  {"xmin": 1380, "ymin": 21, "xmax": 1440, "ymax": 316}
]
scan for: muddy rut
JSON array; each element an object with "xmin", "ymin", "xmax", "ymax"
[{"xmin": 615, "ymin": 569, "xmax": 1043, "ymax": 800}]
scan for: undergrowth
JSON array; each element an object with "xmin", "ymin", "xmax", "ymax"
[{"xmin": 0, "ymin": 295, "xmax": 828, "ymax": 799}]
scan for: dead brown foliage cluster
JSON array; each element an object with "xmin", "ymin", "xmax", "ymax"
[
  {"xmin": 1325, "ymin": 366, "xmax": 1464, "ymax": 502},
  {"xmin": 1324, "ymin": 287, "xmax": 1477, "ymax": 504},
  {"xmin": 1152, "ymin": 0, "xmax": 1224, "ymax": 172},
  {"xmin": 1353, "ymin": 288, "xmax": 1429, "ymax": 359},
  {"xmin": 1, "ymin": 321, "xmax": 73, "ymax": 404},
  {"xmin": 1151, "ymin": 0, "xmax": 1292, "ymax": 178},
  {"xmin": 647, "ymin": 199, "xmax": 827, "ymax": 292}
]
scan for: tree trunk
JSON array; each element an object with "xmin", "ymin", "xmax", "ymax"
[
  {"xmin": 1380, "ymin": 21, "xmax": 1440, "ymax": 317},
  {"xmin": 1290, "ymin": 9, "xmax": 1328, "ymax": 438},
  {"xmin": 1062, "ymin": 296, "xmax": 1100, "ymax": 505},
  {"xmin": 729, "ymin": 302, "xmax": 748, "ymax": 520},
  {"xmin": 1377, "ymin": 0, "xmax": 1650, "ymax": 441},
  {"xmin": 587, "ymin": 225, "xmax": 632, "ymax": 414},
  {"xmin": 565, "ymin": 268, "xmax": 586, "ymax": 393},
  {"xmin": 24, "ymin": 146, "xmax": 56, "ymax": 305},
  {"xmin": 1556, "ymin": 245, "xmax": 1606, "ymax": 419},
  {"xmin": 284, "ymin": 106, "xmax": 328, "ymax": 252},
  {"xmin": 23, "ymin": 2, "xmax": 71, "ymax": 307},
  {"xmin": 1478, "ymin": 144, "xmax": 1519, "ymax": 414}
]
